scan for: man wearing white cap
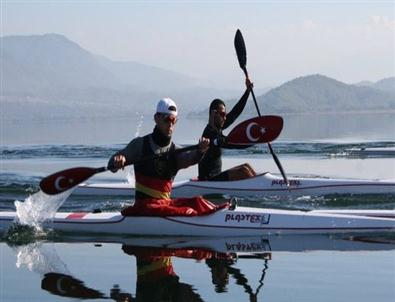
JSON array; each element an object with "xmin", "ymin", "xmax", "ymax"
[{"xmin": 108, "ymin": 98, "xmax": 227, "ymax": 216}]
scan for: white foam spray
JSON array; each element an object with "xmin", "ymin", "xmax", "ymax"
[
  {"xmin": 126, "ymin": 170, "xmax": 135, "ymax": 184},
  {"xmin": 126, "ymin": 114, "xmax": 144, "ymax": 184},
  {"xmin": 15, "ymin": 242, "xmax": 70, "ymax": 276},
  {"xmin": 14, "ymin": 190, "xmax": 72, "ymax": 231},
  {"xmin": 134, "ymin": 114, "xmax": 144, "ymax": 138}
]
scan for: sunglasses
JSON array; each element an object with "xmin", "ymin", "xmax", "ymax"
[
  {"xmin": 213, "ymin": 110, "xmax": 226, "ymax": 118},
  {"xmin": 160, "ymin": 114, "xmax": 177, "ymax": 124}
]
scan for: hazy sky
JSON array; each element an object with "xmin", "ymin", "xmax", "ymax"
[{"xmin": 2, "ymin": 0, "xmax": 394, "ymax": 88}]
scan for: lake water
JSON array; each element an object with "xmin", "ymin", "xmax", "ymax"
[
  {"xmin": 0, "ymin": 236, "xmax": 394, "ymax": 302},
  {"xmin": 2, "ymin": 111, "xmax": 395, "ymax": 145},
  {"xmin": 1, "ymin": 113, "xmax": 394, "ymax": 301}
]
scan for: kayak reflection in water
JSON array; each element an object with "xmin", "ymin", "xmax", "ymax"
[
  {"xmin": 108, "ymin": 98, "xmax": 230, "ymax": 217},
  {"xmin": 122, "ymin": 245, "xmax": 206, "ymax": 302},
  {"xmin": 42, "ymin": 272, "xmax": 133, "ymax": 301},
  {"xmin": 206, "ymin": 253, "xmax": 271, "ymax": 302},
  {"xmin": 41, "ymin": 272, "xmax": 107, "ymax": 299},
  {"xmin": 122, "ymin": 244, "xmax": 271, "ymax": 302}
]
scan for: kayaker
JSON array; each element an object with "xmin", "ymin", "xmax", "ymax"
[
  {"xmin": 108, "ymin": 98, "xmax": 229, "ymax": 216},
  {"xmin": 198, "ymin": 78, "xmax": 257, "ymax": 181}
]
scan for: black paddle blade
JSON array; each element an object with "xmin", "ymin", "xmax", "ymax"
[
  {"xmin": 234, "ymin": 29, "xmax": 247, "ymax": 68},
  {"xmin": 227, "ymin": 116, "xmax": 283, "ymax": 145},
  {"xmin": 40, "ymin": 167, "xmax": 104, "ymax": 195},
  {"xmin": 42, "ymin": 273, "xmax": 106, "ymax": 299}
]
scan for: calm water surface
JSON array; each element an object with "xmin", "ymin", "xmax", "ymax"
[
  {"xmin": 1, "ymin": 114, "xmax": 394, "ymax": 301},
  {"xmin": 1, "ymin": 235, "xmax": 394, "ymax": 302}
]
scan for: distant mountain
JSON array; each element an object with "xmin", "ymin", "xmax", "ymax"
[
  {"xmin": 189, "ymin": 74, "xmax": 395, "ymax": 117},
  {"xmin": 2, "ymin": 34, "xmax": 121, "ymax": 94},
  {"xmin": 94, "ymin": 55, "xmax": 196, "ymax": 91},
  {"xmin": 373, "ymin": 77, "xmax": 395, "ymax": 93},
  {"xmin": 354, "ymin": 77, "xmax": 395, "ymax": 94},
  {"xmin": 2, "ymin": 34, "xmax": 394, "ymax": 121},
  {"xmin": 257, "ymin": 74, "xmax": 395, "ymax": 114},
  {"xmin": 1, "ymin": 34, "xmax": 239, "ymax": 120},
  {"xmin": 354, "ymin": 80, "xmax": 374, "ymax": 87}
]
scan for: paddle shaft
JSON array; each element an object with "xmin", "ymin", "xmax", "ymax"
[
  {"xmin": 104, "ymin": 144, "xmax": 200, "ymax": 173},
  {"xmin": 243, "ymin": 66, "xmax": 288, "ymax": 186},
  {"xmin": 241, "ymin": 67, "xmax": 261, "ymax": 116},
  {"xmin": 40, "ymin": 116, "xmax": 283, "ymax": 195},
  {"xmin": 39, "ymin": 144, "xmax": 200, "ymax": 195},
  {"xmin": 238, "ymin": 34, "xmax": 289, "ymax": 186}
]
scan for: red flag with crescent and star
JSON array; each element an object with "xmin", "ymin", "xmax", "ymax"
[{"xmin": 226, "ymin": 116, "xmax": 283, "ymax": 145}]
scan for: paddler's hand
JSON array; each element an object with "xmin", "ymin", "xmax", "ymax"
[
  {"xmin": 246, "ymin": 77, "xmax": 254, "ymax": 90},
  {"xmin": 212, "ymin": 135, "xmax": 226, "ymax": 147},
  {"xmin": 198, "ymin": 137, "xmax": 210, "ymax": 153},
  {"xmin": 113, "ymin": 154, "xmax": 127, "ymax": 170}
]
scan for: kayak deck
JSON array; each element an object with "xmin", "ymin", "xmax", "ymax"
[
  {"xmin": 1, "ymin": 207, "xmax": 394, "ymax": 236},
  {"xmin": 74, "ymin": 172, "xmax": 395, "ymax": 197}
]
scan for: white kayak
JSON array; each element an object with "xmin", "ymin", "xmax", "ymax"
[
  {"xmin": 74, "ymin": 172, "xmax": 395, "ymax": 197},
  {"xmin": 346, "ymin": 147, "xmax": 395, "ymax": 157},
  {"xmin": 1, "ymin": 206, "xmax": 394, "ymax": 236}
]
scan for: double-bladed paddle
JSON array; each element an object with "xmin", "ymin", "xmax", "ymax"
[
  {"xmin": 234, "ymin": 29, "xmax": 289, "ymax": 187},
  {"xmin": 40, "ymin": 115, "xmax": 283, "ymax": 195}
]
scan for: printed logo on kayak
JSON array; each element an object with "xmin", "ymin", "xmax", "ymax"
[
  {"xmin": 225, "ymin": 240, "xmax": 270, "ymax": 252},
  {"xmin": 225, "ymin": 213, "xmax": 270, "ymax": 224},
  {"xmin": 271, "ymin": 179, "xmax": 301, "ymax": 187}
]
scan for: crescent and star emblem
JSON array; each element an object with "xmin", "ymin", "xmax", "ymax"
[
  {"xmin": 246, "ymin": 122, "xmax": 266, "ymax": 142},
  {"xmin": 54, "ymin": 176, "xmax": 74, "ymax": 191},
  {"xmin": 56, "ymin": 277, "xmax": 67, "ymax": 294}
]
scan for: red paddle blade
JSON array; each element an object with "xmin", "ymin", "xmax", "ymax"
[
  {"xmin": 227, "ymin": 116, "xmax": 283, "ymax": 145},
  {"xmin": 40, "ymin": 167, "xmax": 101, "ymax": 195}
]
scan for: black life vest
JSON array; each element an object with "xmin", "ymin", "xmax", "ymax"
[{"xmin": 134, "ymin": 135, "xmax": 177, "ymax": 200}]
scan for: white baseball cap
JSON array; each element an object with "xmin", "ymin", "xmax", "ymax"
[{"xmin": 156, "ymin": 98, "xmax": 178, "ymax": 116}]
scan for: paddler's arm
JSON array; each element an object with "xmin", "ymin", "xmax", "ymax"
[
  {"xmin": 107, "ymin": 137, "xmax": 143, "ymax": 172},
  {"xmin": 175, "ymin": 137, "xmax": 210, "ymax": 169},
  {"xmin": 212, "ymin": 133, "xmax": 251, "ymax": 150},
  {"xmin": 223, "ymin": 78, "xmax": 253, "ymax": 130}
]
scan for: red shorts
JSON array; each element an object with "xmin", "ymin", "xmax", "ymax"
[{"xmin": 121, "ymin": 196, "xmax": 229, "ymax": 217}]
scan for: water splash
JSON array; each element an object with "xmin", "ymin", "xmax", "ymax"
[
  {"xmin": 125, "ymin": 114, "xmax": 143, "ymax": 184},
  {"xmin": 134, "ymin": 114, "xmax": 144, "ymax": 138},
  {"xmin": 126, "ymin": 169, "xmax": 135, "ymax": 184},
  {"xmin": 14, "ymin": 190, "xmax": 72, "ymax": 231},
  {"xmin": 3, "ymin": 223, "xmax": 50, "ymax": 245},
  {"xmin": 13, "ymin": 241, "xmax": 108, "ymax": 299},
  {"xmin": 15, "ymin": 242, "xmax": 70, "ymax": 276}
]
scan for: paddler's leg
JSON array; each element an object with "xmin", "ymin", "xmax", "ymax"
[
  {"xmin": 122, "ymin": 198, "xmax": 198, "ymax": 216},
  {"xmin": 224, "ymin": 163, "xmax": 256, "ymax": 181},
  {"xmin": 121, "ymin": 197, "xmax": 230, "ymax": 217},
  {"xmin": 171, "ymin": 196, "xmax": 229, "ymax": 215},
  {"xmin": 243, "ymin": 163, "xmax": 257, "ymax": 177},
  {"xmin": 121, "ymin": 199, "xmax": 172, "ymax": 216}
]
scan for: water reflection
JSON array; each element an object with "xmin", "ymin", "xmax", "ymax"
[
  {"xmin": 122, "ymin": 245, "xmax": 207, "ymax": 301},
  {"xmin": 206, "ymin": 254, "xmax": 270, "ymax": 301},
  {"xmin": 41, "ymin": 272, "xmax": 107, "ymax": 299},
  {"xmin": 4, "ymin": 234, "xmax": 395, "ymax": 301},
  {"xmin": 121, "ymin": 242, "xmax": 270, "ymax": 301},
  {"xmin": 41, "ymin": 273, "xmax": 138, "ymax": 301}
]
